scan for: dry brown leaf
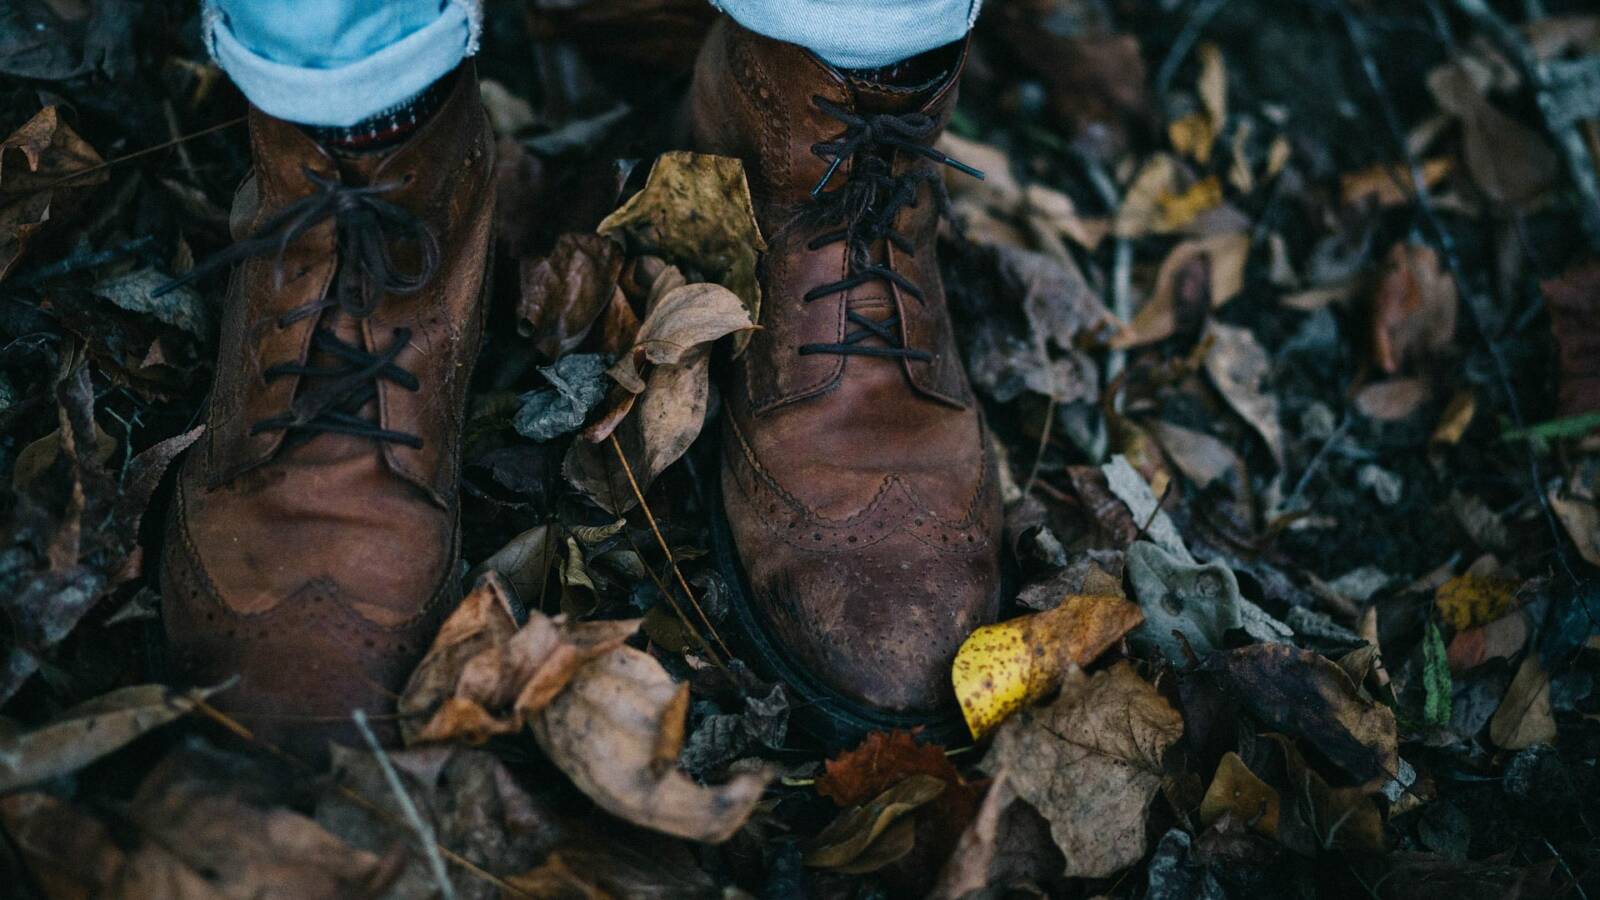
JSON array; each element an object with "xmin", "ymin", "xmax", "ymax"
[
  {"xmin": 597, "ymin": 151, "xmax": 766, "ymax": 349},
  {"xmin": 1261, "ymin": 734, "xmax": 1384, "ymax": 853},
  {"xmin": 529, "ymin": 642, "xmax": 771, "ymax": 843},
  {"xmin": 565, "ymin": 281, "xmax": 756, "ymax": 513},
  {"xmin": 1149, "ymin": 419, "xmax": 1242, "ymax": 488},
  {"xmin": 980, "ymin": 662, "xmax": 1183, "ymax": 878},
  {"xmin": 0, "ymin": 106, "xmax": 108, "ymax": 283},
  {"xmin": 1204, "ymin": 322, "xmax": 1285, "ymax": 466},
  {"xmin": 1112, "ymin": 232, "xmax": 1249, "ymax": 349},
  {"xmin": 803, "ymin": 774, "xmax": 946, "ymax": 874},
  {"xmin": 398, "ymin": 573, "xmax": 640, "ymax": 745},
  {"xmin": 0, "ymin": 683, "xmax": 218, "ymax": 793},
  {"xmin": 1340, "ymin": 158, "xmax": 1453, "ymax": 207},
  {"xmin": 516, "ymin": 232, "xmax": 624, "ymax": 363},
  {"xmin": 1354, "ymin": 377, "xmax": 1432, "ymax": 422},
  {"xmin": 952, "ymin": 593, "xmax": 1145, "ymax": 738},
  {"xmin": 1198, "ymin": 752, "xmax": 1279, "ymax": 838},
  {"xmin": 1447, "ymin": 611, "xmax": 1529, "ymax": 673},
  {"xmin": 1431, "ymin": 389, "xmax": 1477, "ymax": 446},
  {"xmin": 928, "ymin": 772, "xmax": 1013, "ymax": 900},
  {"xmin": 1370, "ymin": 242, "xmax": 1459, "ymax": 374},
  {"xmin": 1490, "ymin": 655, "xmax": 1558, "ymax": 749},
  {"xmin": 816, "ymin": 729, "xmax": 961, "ymax": 807},
  {"xmin": 1200, "ymin": 644, "xmax": 1399, "ymax": 790},
  {"xmin": 1539, "ymin": 256, "xmax": 1600, "ymax": 416},
  {"xmin": 1427, "ymin": 61, "xmax": 1559, "ymax": 207}
]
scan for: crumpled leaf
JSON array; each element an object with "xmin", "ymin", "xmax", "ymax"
[
  {"xmin": 816, "ymin": 729, "xmax": 960, "ymax": 807},
  {"xmin": 1200, "ymin": 643, "xmax": 1399, "ymax": 789},
  {"xmin": 317, "ymin": 745, "xmax": 561, "ymax": 900},
  {"xmin": 1149, "ymin": 419, "xmax": 1242, "ymax": 489},
  {"xmin": 1, "ymin": 106, "xmax": 108, "ymax": 284},
  {"xmin": 1447, "ymin": 608, "xmax": 1529, "ymax": 673},
  {"xmin": 928, "ymin": 772, "xmax": 1015, "ymax": 899},
  {"xmin": 1126, "ymin": 540, "xmax": 1242, "ymax": 662},
  {"xmin": 1198, "ymin": 752, "xmax": 1279, "ymax": 838},
  {"xmin": 1340, "ymin": 158, "xmax": 1453, "ymax": 207},
  {"xmin": 1435, "ymin": 573, "xmax": 1518, "ymax": 631},
  {"xmin": 516, "ymin": 233, "xmax": 624, "ymax": 362},
  {"xmin": 529, "ymin": 638, "xmax": 771, "ymax": 843},
  {"xmin": 399, "ymin": 573, "xmax": 639, "ymax": 744},
  {"xmin": 1370, "ymin": 242, "xmax": 1458, "ymax": 375},
  {"xmin": 1113, "ymin": 232, "xmax": 1250, "ymax": 349},
  {"xmin": 1261, "ymin": 734, "xmax": 1383, "ymax": 853},
  {"xmin": 1204, "ymin": 321, "xmax": 1285, "ymax": 466},
  {"xmin": 89, "ymin": 268, "xmax": 215, "ymax": 342},
  {"xmin": 0, "ymin": 683, "xmax": 219, "ymax": 793},
  {"xmin": 980, "ymin": 662, "xmax": 1183, "ymax": 878},
  {"xmin": 1116, "ymin": 156, "xmax": 1228, "ymax": 238},
  {"xmin": 803, "ymin": 774, "xmax": 946, "ymax": 874},
  {"xmin": 952, "ymin": 592, "xmax": 1144, "ymax": 738},
  {"xmin": 597, "ymin": 151, "xmax": 765, "ymax": 352},
  {"xmin": 1489, "ymin": 655, "xmax": 1557, "ymax": 750},
  {"xmin": 564, "ymin": 281, "xmax": 755, "ymax": 512},
  {"xmin": 513, "ymin": 353, "xmax": 610, "ymax": 442},
  {"xmin": 1, "ymin": 741, "xmax": 404, "ymax": 899}
]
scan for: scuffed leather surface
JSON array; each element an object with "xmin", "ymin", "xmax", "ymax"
[
  {"xmin": 162, "ymin": 66, "xmax": 493, "ymax": 759},
  {"xmin": 693, "ymin": 20, "xmax": 1002, "ymax": 714}
]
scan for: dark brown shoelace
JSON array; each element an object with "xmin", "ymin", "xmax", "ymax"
[
  {"xmin": 157, "ymin": 168, "xmax": 439, "ymax": 448},
  {"xmin": 798, "ymin": 97, "xmax": 982, "ymax": 362}
]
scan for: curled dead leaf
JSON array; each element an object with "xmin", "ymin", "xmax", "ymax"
[
  {"xmin": 952, "ymin": 593, "xmax": 1144, "ymax": 738},
  {"xmin": 1370, "ymin": 242, "xmax": 1458, "ymax": 375}
]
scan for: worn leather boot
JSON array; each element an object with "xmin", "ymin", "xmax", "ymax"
[
  {"xmin": 161, "ymin": 66, "xmax": 493, "ymax": 760},
  {"xmin": 691, "ymin": 20, "xmax": 1002, "ymax": 743}
]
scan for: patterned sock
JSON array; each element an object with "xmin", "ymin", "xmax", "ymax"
[{"xmin": 301, "ymin": 76, "xmax": 453, "ymax": 155}]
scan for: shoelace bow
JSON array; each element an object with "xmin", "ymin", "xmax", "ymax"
[
  {"xmin": 799, "ymin": 96, "xmax": 982, "ymax": 361},
  {"xmin": 157, "ymin": 168, "xmax": 439, "ymax": 449}
]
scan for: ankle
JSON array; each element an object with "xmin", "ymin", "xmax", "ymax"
[{"xmin": 300, "ymin": 76, "xmax": 454, "ymax": 156}]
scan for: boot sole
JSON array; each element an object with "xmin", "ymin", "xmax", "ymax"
[{"xmin": 707, "ymin": 472, "xmax": 974, "ymax": 752}]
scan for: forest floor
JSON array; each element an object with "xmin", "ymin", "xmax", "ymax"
[{"xmin": 1, "ymin": 0, "xmax": 1599, "ymax": 897}]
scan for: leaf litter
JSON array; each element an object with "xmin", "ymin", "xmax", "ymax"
[{"xmin": 1, "ymin": 1, "xmax": 1599, "ymax": 898}]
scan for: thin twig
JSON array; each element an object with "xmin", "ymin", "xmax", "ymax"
[
  {"xmin": 1023, "ymin": 394, "xmax": 1055, "ymax": 497},
  {"xmin": 189, "ymin": 698, "xmax": 531, "ymax": 899},
  {"xmin": 352, "ymin": 709, "xmax": 456, "ymax": 900},
  {"xmin": 607, "ymin": 434, "xmax": 734, "ymax": 662},
  {"xmin": 41, "ymin": 115, "xmax": 246, "ymax": 190}
]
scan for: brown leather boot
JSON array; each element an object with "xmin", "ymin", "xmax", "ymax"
[
  {"xmin": 690, "ymin": 20, "xmax": 1002, "ymax": 743},
  {"xmin": 161, "ymin": 67, "xmax": 493, "ymax": 761}
]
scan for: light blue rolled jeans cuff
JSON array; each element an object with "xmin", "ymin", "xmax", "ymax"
[
  {"xmin": 709, "ymin": 0, "xmax": 982, "ymax": 69},
  {"xmin": 203, "ymin": 0, "xmax": 482, "ymax": 127}
]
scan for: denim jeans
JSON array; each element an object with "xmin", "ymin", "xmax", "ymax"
[{"xmin": 206, "ymin": 0, "xmax": 981, "ymax": 126}]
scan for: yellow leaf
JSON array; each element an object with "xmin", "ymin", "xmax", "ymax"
[
  {"xmin": 1341, "ymin": 158, "xmax": 1453, "ymax": 207},
  {"xmin": 1168, "ymin": 113, "xmax": 1215, "ymax": 165},
  {"xmin": 1430, "ymin": 390, "xmax": 1477, "ymax": 446},
  {"xmin": 1198, "ymin": 43, "xmax": 1228, "ymax": 133},
  {"xmin": 952, "ymin": 594, "xmax": 1144, "ymax": 739},
  {"xmin": 1434, "ymin": 573, "xmax": 1517, "ymax": 631},
  {"xmin": 1157, "ymin": 175, "xmax": 1223, "ymax": 232}
]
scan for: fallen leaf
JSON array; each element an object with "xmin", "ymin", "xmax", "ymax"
[
  {"xmin": 503, "ymin": 827, "xmax": 719, "ymax": 900},
  {"xmin": 2, "ymin": 742, "xmax": 404, "ymax": 899},
  {"xmin": 1200, "ymin": 644, "xmax": 1399, "ymax": 789},
  {"xmin": 317, "ymin": 744, "xmax": 562, "ymax": 899},
  {"xmin": 516, "ymin": 233, "xmax": 624, "ymax": 363},
  {"xmin": 398, "ymin": 573, "xmax": 640, "ymax": 745},
  {"xmin": 513, "ymin": 353, "xmax": 611, "ymax": 442},
  {"xmin": 597, "ymin": 151, "xmax": 766, "ymax": 352},
  {"xmin": 1113, "ymin": 232, "xmax": 1250, "ymax": 348},
  {"xmin": 529, "ymin": 638, "xmax": 771, "ymax": 843},
  {"xmin": 952, "ymin": 592, "xmax": 1144, "ymax": 738},
  {"xmin": 1489, "ymin": 655, "xmax": 1557, "ymax": 749},
  {"xmin": 1261, "ymin": 734, "xmax": 1384, "ymax": 853},
  {"xmin": 1540, "ymin": 256, "xmax": 1600, "ymax": 416},
  {"xmin": 1204, "ymin": 322, "xmax": 1285, "ymax": 466},
  {"xmin": 1427, "ymin": 61, "xmax": 1559, "ymax": 207},
  {"xmin": 1431, "ymin": 389, "xmax": 1477, "ymax": 445},
  {"xmin": 928, "ymin": 772, "xmax": 1014, "ymax": 899},
  {"xmin": 816, "ymin": 729, "xmax": 960, "ymax": 807},
  {"xmin": 0, "ymin": 106, "xmax": 108, "ymax": 283},
  {"xmin": 0, "ymin": 683, "xmax": 218, "ymax": 793},
  {"xmin": 1126, "ymin": 540, "xmax": 1242, "ymax": 662},
  {"xmin": 1435, "ymin": 573, "xmax": 1518, "ymax": 630},
  {"xmin": 1198, "ymin": 752, "xmax": 1279, "ymax": 838},
  {"xmin": 1149, "ymin": 419, "xmax": 1242, "ymax": 488},
  {"xmin": 1354, "ymin": 377, "xmax": 1432, "ymax": 422},
  {"xmin": 1370, "ymin": 242, "xmax": 1458, "ymax": 374},
  {"xmin": 1340, "ymin": 158, "xmax": 1453, "ymax": 207},
  {"xmin": 980, "ymin": 662, "xmax": 1183, "ymax": 878},
  {"xmin": 565, "ymin": 281, "xmax": 755, "ymax": 513},
  {"xmin": 1549, "ymin": 488, "xmax": 1600, "ymax": 568},
  {"xmin": 803, "ymin": 774, "xmax": 946, "ymax": 874},
  {"xmin": 1447, "ymin": 609, "xmax": 1529, "ymax": 672},
  {"xmin": 1421, "ymin": 623, "xmax": 1453, "ymax": 728}
]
